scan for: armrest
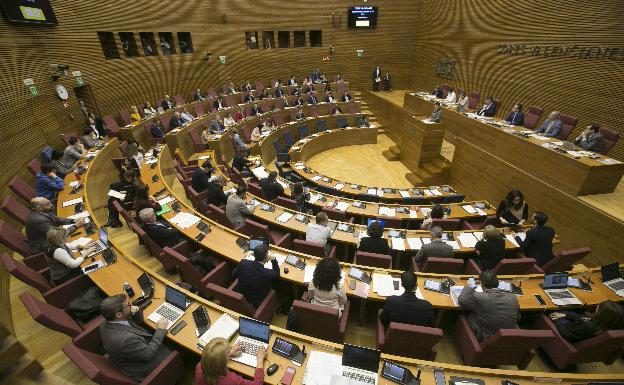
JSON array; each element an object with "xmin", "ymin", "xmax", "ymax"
[
  {"xmin": 228, "ymin": 278, "xmax": 239, "ymax": 291},
  {"xmin": 534, "ymin": 314, "xmax": 576, "ymax": 354},
  {"xmin": 339, "ymin": 301, "xmax": 351, "ymax": 337},
  {"xmin": 254, "ymin": 289, "xmax": 277, "ymax": 323},
  {"xmin": 528, "ymin": 264, "xmax": 544, "ymax": 274},
  {"xmin": 44, "ymin": 273, "xmax": 93, "ymax": 308},
  {"xmin": 456, "ymin": 315, "xmax": 482, "ymax": 353},
  {"xmin": 411, "ymin": 257, "xmax": 420, "ymax": 272},
  {"xmin": 465, "ymin": 259, "xmax": 482, "ymax": 275},
  {"xmin": 326, "ymin": 245, "xmax": 337, "ymax": 259},
  {"xmin": 376, "ymin": 309, "xmax": 385, "ymax": 349},
  {"xmin": 199, "ymin": 261, "xmax": 233, "ymax": 293},
  {"xmin": 274, "ymin": 233, "xmax": 292, "ymax": 249},
  {"xmin": 171, "ymin": 239, "xmax": 193, "ymax": 256},
  {"xmin": 73, "ymin": 316, "xmax": 103, "ymax": 352},
  {"xmin": 139, "ymin": 350, "xmax": 184, "ymax": 385},
  {"xmin": 24, "ymin": 252, "xmax": 47, "ymax": 271}
]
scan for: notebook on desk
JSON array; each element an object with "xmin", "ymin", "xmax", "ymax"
[
  {"xmin": 601, "ymin": 262, "xmax": 624, "ymax": 297},
  {"xmin": 542, "ymin": 272, "xmax": 582, "ymax": 306}
]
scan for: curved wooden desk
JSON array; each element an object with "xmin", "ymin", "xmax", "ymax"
[
  {"xmin": 53, "ymin": 138, "xmax": 624, "ymax": 384},
  {"xmin": 287, "ymin": 125, "xmax": 378, "ymax": 163}
]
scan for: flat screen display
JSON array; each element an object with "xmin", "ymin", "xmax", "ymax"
[
  {"xmin": 348, "ymin": 6, "xmax": 378, "ymax": 28},
  {"xmin": 0, "ymin": 0, "xmax": 58, "ymax": 25}
]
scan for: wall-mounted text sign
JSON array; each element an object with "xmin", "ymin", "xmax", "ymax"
[{"xmin": 496, "ymin": 44, "xmax": 624, "ymax": 60}]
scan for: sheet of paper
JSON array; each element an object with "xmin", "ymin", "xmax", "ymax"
[
  {"xmin": 372, "ymin": 274, "xmax": 426, "ymax": 298},
  {"xmin": 409, "ymin": 210, "xmax": 418, "ymax": 219},
  {"xmin": 308, "ymin": 194, "xmax": 321, "ymax": 204},
  {"xmin": 311, "ymin": 175, "xmax": 322, "ymax": 182},
  {"xmin": 390, "ymin": 237, "xmax": 405, "ymax": 251},
  {"xmin": 107, "ymin": 189, "xmax": 126, "ymax": 200},
  {"xmin": 62, "ymin": 197, "xmax": 83, "ymax": 207},
  {"xmin": 158, "ymin": 196, "xmax": 175, "ymax": 205},
  {"xmin": 462, "ymin": 205, "xmax": 477, "ymax": 214},
  {"xmin": 334, "ymin": 183, "xmax": 345, "ymax": 190},
  {"xmin": 276, "ymin": 212, "xmax": 293, "ymax": 223},
  {"xmin": 399, "ymin": 190, "xmax": 410, "ymax": 198},
  {"xmin": 334, "ymin": 202, "xmax": 350, "ymax": 211},
  {"xmin": 67, "ymin": 237, "xmax": 94, "ymax": 248},
  {"xmin": 515, "ymin": 232, "xmax": 527, "ymax": 241},
  {"xmin": 406, "ymin": 237, "xmax": 423, "ymax": 250},
  {"xmin": 302, "ymin": 351, "xmax": 342, "ymax": 385},
  {"xmin": 170, "ymin": 212, "xmax": 201, "ymax": 229},
  {"xmin": 505, "ymin": 234, "xmax": 520, "ymax": 247},
  {"xmin": 68, "ymin": 211, "xmax": 90, "ymax": 220},
  {"xmin": 378, "ymin": 206, "xmax": 396, "ymax": 217},
  {"xmin": 475, "ymin": 208, "xmax": 487, "ymax": 216},
  {"xmin": 69, "ymin": 181, "xmax": 80, "ymax": 188},
  {"xmin": 197, "ymin": 155, "xmax": 211, "ymax": 160},
  {"xmin": 420, "ymin": 207, "xmax": 432, "ymax": 216},
  {"xmin": 354, "ymin": 281, "xmax": 370, "ymax": 298},
  {"xmin": 450, "ymin": 286, "xmax": 464, "ymax": 306},
  {"xmin": 376, "ymin": 189, "xmax": 384, "ymax": 197},
  {"xmin": 423, "ymin": 189, "xmax": 433, "ymax": 196},
  {"xmin": 277, "ymin": 179, "xmax": 289, "ymax": 189},
  {"xmin": 251, "ymin": 167, "xmax": 269, "ymax": 180},
  {"xmin": 457, "ymin": 233, "xmax": 478, "ymax": 248},
  {"xmin": 430, "ymin": 189, "xmax": 443, "ymax": 196},
  {"xmin": 473, "ymin": 232, "xmax": 484, "ymax": 240},
  {"xmin": 144, "ymin": 158, "xmax": 158, "ymax": 165},
  {"xmin": 421, "ymin": 237, "xmax": 431, "ymax": 245},
  {"xmin": 443, "ymin": 240, "xmax": 460, "ymax": 250}
]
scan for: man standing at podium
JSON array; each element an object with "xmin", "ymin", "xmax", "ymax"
[{"xmin": 372, "ymin": 65, "xmax": 382, "ymax": 91}]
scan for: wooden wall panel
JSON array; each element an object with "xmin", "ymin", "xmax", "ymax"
[{"xmin": 410, "ymin": 0, "xmax": 624, "ymax": 161}]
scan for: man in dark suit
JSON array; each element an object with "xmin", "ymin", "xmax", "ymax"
[
  {"xmin": 379, "ymin": 271, "xmax": 435, "ymax": 331},
  {"xmin": 279, "ymin": 97, "xmax": 289, "ymax": 109},
  {"xmin": 25, "ymin": 197, "xmax": 85, "ymax": 253},
  {"xmin": 415, "ymin": 226, "xmax": 453, "ymax": 267},
  {"xmin": 168, "ymin": 112, "xmax": 183, "ymax": 131},
  {"xmin": 191, "ymin": 161, "xmax": 214, "ymax": 193},
  {"xmin": 204, "ymin": 176, "xmax": 228, "ymax": 207},
  {"xmin": 295, "ymin": 109, "xmax": 305, "ymax": 120},
  {"xmin": 514, "ymin": 211, "xmax": 555, "ymax": 267},
  {"xmin": 100, "ymin": 294, "xmax": 171, "ymax": 381},
  {"xmin": 274, "ymin": 87, "xmax": 283, "ymax": 98},
  {"xmin": 458, "ymin": 271, "xmax": 520, "ymax": 341},
  {"xmin": 505, "ymin": 104, "xmax": 525, "ymax": 126},
  {"xmin": 477, "ymin": 97, "xmax": 497, "ymax": 117},
  {"xmin": 212, "ymin": 96, "xmax": 225, "ymax": 111},
  {"xmin": 250, "ymin": 103, "xmax": 262, "ymax": 116},
  {"xmin": 310, "ymin": 68, "xmax": 321, "ymax": 83},
  {"xmin": 307, "ymin": 92, "xmax": 318, "ymax": 105},
  {"xmin": 342, "ymin": 91, "xmax": 353, "ymax": 102},
  {"xmin": 259, "ymin": 171, "xmax": 284, "ymax": 201},
  {"xmin": 104, "ymin": 170, "xmax": 137, "ymax": 228},
  {"xmin": 574, "ymin": 123, "xmax": 605, "ymax": 153},
  {"xmin": 233, "ymin": 243, "xmax": 279, "ymax": 308},
  {"xmin": 194, "ymin": 88, "xmax": 205, "ymax": 101},
  {"xmin": 373, "ymin": 65, "xmax": 382, "ymax": 91},
  {"xmin": 243, "ymin": 92, "xmax": 255, "ymax": 103},
  {"xmin": 232, "ymin": 148, "xmax": 253, "ymax": 174},
  {"xmin": 139, "ymin": 208, "xmax": 181, "ymax": 248},
  {"xmin": 161, "ymin": 95, "xmax": 173, "ymax": 110},
  {"xmin": 149, "ymin": 119, "xmax": 166, "ymax": 138},
  {"xmin": 287, "ymin": 75, "xmax": 297, "ymax": 86},
  {"xmin": 324, "ymin": 91, "xmax": 334, "ymax": 103}
]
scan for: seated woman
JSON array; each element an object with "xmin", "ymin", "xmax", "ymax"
[
  {"xmin": 195, "ymin": 338, "xmax": 265, "ymax": 385},
  {"xmin": 358, "ymin": 220, "xmax": 390, "ymax": 255},
  {"xmin": 143, "ymin": 101, "xmax": 157, "ymax": 117},
  {"xmin": 44, "ymin": 227, "xmax": 91, "ymax": 285},
  {"xmin": 429, "ymin": 102, "xmax": 442, "ymax": 123},
  {"xmin": 134, "ymin": 183, "xmax": 162, "ymax": 223},
  {"xmin": 305, "ymin": 257, "xmax": 347, "ymax": 316},
  {"xmin": 130, "ymin": 105, "xmax": 141, "ymax": 124},
  {"xmin": 48, "ymin": 149, "xmax": 74, "ymax": 178},
  {"xmin": 250, "ymin": 123, "xmax": 263, "ymax": 143},
  {"xmin": 200, "ymin": 126, "xmax": 212, "ymax": 144},
  {"xmin": 474, "ymin": 225, "xmax": 506, "ymax": 270},
  {"xmin": 496, "ymin": 189, "xmax": 528, "ymax": 226},
  {"xmin": 292, "ymin": 182, "xmax": 310, "ymax": 213},
  {"xmin": 420, "ymin": 204, "xmax": 446, "ymax": 230},
  {"xmin": 223, "ymin": 113, "xmax": 236, "ymax": 129},
  {"xmin": 82, "ymin": 127, "xmax": 101, "ymax": 149},
  {"xmin": 549, "ymin": 300, "xmax": 624, "ymax": 343}
]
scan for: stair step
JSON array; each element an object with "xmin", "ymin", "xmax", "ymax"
[
  {"xmin": 431, "ymin": 157, "xmax": 450, "ymax": 169},
  {"xmin": 382, "ymin": 149, "xmax": 400, "ymax": 161},
  {"xmin": 0, "ymin": 354, "xmax": 43, "ymax": 385},
  {"xmin": 421, "ymin": 162, "xmax": 441, "ymax": 175},
  {"xmin": 405, "ymin": 172, "xmax": 423, "ymax": 185},
  {"xmin": 0, "ymin": 336, "xmax": 26, "ymax": 374},
  {"xmin": 389, "ymin": 146, "xmax": 401, "ymax": 156}
]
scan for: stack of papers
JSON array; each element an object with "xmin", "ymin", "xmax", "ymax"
[
  {"xmin": 276, "ymin": 212, "xmax": 293, "ymax": 223},
  {"xmin": 198, "ymin": 314, "xmax": 239, "ymax": 348},
  {"xmin": 302, "ymin": 351, "xmax": 342, "ymax": 385},
  {"xmin": 399, "ymin": 190, "xmax": 411, "ymax": 198},
  {"xmin": 391, "ymin": 237, "xmax": 405, "ymax": 251},
  {"xmin": 308, "ymin": 194, "xmax": 322, "ymax": 204},
  {"xmin": 462, "ymin": 205, "xmax": 477, "ymax": 214},
  {"xmin": 68, "ymin": 237, "xmax": 95, "ymax": 248},
  {"xmin": 457, "ymin": 233, "xmax": 479, "ymax": 248},
  {"xmin": 334, "ymin": 183, "xmax": 345, "ymax": 190},
  {"xmin": 354, "ymin": 282, "xmax": 370, "ymax": 298},
  {"xmin": 145, "ymin": 158, "xmax": 158, "ymax": 165},
  {"xmin": 170, "ymin": 212, "xmax": 201, "ymax": 229},
  {"xmin": 68, "ymin": 211, "xmax": 90, "ymax": 220},
  {"xmin": 158, "ymin": 196, "xmax": 175, "ymax": 205},
  {"xmin": 311, "ymin": 175, "xmax": 322, "ymax": 182},
  {"xmin": 62, "ymin": 197, "xmax": 83, "ymax": 207},
  {"xmin": 69, "ymin": 181, "xmax": 80, "ymax": 188},
  {"xmin": 367, "ymin": 188, "xmax": 377, "ymax": 195},
  {"xmin": 429, "ymin": 189, "xmax": 443, "ymax": 196},
  {"xmin": 334, "ymin": 202, "xmax": 350, "ymax": 211},
  {"xmin": 251, "ymin": 167, "xmax": 269, "ymax": 179},
  {"xmin": 378, "ymin": 207, "xmax": 396, "ymax": 216}
]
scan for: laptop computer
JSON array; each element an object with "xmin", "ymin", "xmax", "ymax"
[
  {"xmin": 249, "ymin": 237, "xmax": 269, "ymax": 251},
  {"xmin": 601, "ymin": 262, "xmax": 624, "ymax": 297},
  {"xmin": 339, "ymin": 344, "xmax": 381, "ymax": 385},
  {"xmin": 147, "ymin": 285, "xmax": 190, "ymax": 329},
  {"xmin": 543, "ymin": 272, "xmax": 582, "ymax": 306},
  {"xmin": 137, "ymin": 272, "xmax": 155, "ymax": 297},
  {"xmin": 84, "ymin": 228, "xmax": 110, "ymax": 258},
  {"xmin": 231, "ymin": 317, "xmax": 271, "ymax": 367},
  {"xmin": 367, "ymin": 219, "xmax": 385, "ymax": 231}
]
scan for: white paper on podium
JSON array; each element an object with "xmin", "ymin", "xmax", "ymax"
[
  {"xmin": 420, "ymin": 207, "xmax": 432, "ymax": 216},
  {"xmin": 62, "ymin": 197, "xmax": 84, "ymax": 207},
  {"xmin": 302, "ymin": 351, "xmax": 342, "ymax": 385},
  {"xmin": 170, "ymin": 212, "xmax": 201, "ymax": 229},
  {"xmin": 457, "ymin": 233, "xmax": 478, "ymax": 248},
  {"xmin": 311, "ymin": 175, "xmax": 322, "ymax": 182},
  {"xmin": 276, "ymin": 212, "xmax": 293, "ymax": 223},
  {"xmin": 334, "ymin": 183, "xmax": 345, "ymax": 190},
  {"xmin": 391, "ymin": 237, "xmax": 405, "ymax": 251},
  {"xmin": 443, "ymin": 240, "xmax": 461, "ymax": 250},
  {"xmin": 367, "ymin": 188, "xmax": 377, "ymax": 195},
  {"xmin": 251, "ymin": 167, "xmax": 269, "ymax": 179},
  {"xmin": 409, "ymin": 210, "xmax": 418, "ymax": 219},
  {"xmin": 430, "ymin": 189, "xmax": 443, "ymax": 196}
]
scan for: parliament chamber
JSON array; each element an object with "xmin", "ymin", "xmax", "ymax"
[{"xmin": 2, "ymin": 1, "xmax": 624, "ymax": 385}]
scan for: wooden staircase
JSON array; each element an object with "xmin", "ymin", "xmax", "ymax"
[
  {"xmin": 382, "ymin": 145, "xmax": 401, "ymax": 161},
  {"xmin": 405, "ymin": 157, "xmax": 450, "ymax": 186},
  {"xmin": 0, "ymin": 324, "xmax": 72, "ymax": 385}
]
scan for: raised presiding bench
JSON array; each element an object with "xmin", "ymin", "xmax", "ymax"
[{"xmin": 403, "ymin": 92, "xmax": 624, "ymax": 196}]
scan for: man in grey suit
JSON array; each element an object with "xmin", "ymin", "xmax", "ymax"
[
  {"xmin": 415, "ymin": 226, "xmax": 453, "ymax": 267},
  {"xmin": 100, "ymin": 294, "xmax": 171, "ymax": 381},
  {"xmin": 574, "ymin": 123, "xmax": 604, "ymax": 153},
  {"xmin": 535, "ymin": 111, "xmax": 563, "ymax": 138},
  {"xmin": 225, "ymin": 186, "xmax": 253, "ymax": 227},
  {"xmin": 25, "ymin": 197, "xmax": 86, "ymax": 253},
  {"xmin": 458, "ymin": 270, "xmax": 520, "ymax": 341}
]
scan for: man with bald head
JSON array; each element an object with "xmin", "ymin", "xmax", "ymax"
[
  {"xmin": 535, "ymin": 111, "xmax": 563, "ymax": 138},
  {"xmin": 25, "ymin": 197, "xmax": 87, "ymax": 253}
]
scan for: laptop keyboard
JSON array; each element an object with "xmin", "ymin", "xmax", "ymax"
[
  {"xmin": 342, "ymin": 371, "xmax": 375, "ymax": 384},
  {"xmin": 156, "ymin": 305, "xmax": 182, "ymax": 322},
  {"xmin": 240, "ymin": 340, "xmax": 261, "ymax": 356},
  {"xmin": 549, "ymin": 290, "xmax": 573, "ymax": 299},
  {"xmin": 607, "ymin": 280, "xmax": 624, "ymax": 291}
]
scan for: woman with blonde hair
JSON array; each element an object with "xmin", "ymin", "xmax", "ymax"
[
  {"xmin": 130, "ymin": 105, "xmax": 141, "ymax": 123},
  {"xmin": 195, "ymin": 338, "xmax": 266, "ymax": 385},
  {"xmin": 44, "ymin": 227, "xmax": 93, "ymax": 285}
]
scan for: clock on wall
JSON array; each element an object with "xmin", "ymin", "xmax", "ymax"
[{"xmin": 55, "ymin": 84, "xmax": 69, "ymax": 100}]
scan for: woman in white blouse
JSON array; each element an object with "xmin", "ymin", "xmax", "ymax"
[
  {"xmin": 44, "ymin": 227, "xmax": 93, "ymax": 285},
  {"xmin": 304, "ymin": 257, "xmax": 347, "ymax": 316},
  {"xmin": 223, "ymin": 113, "xmax": 236, "ymax": 129},
  {"xmin": 143, "ymin": 101, "xmax": 157, "ymax": 117},
  {"xmin": 445, "ymin": 87, "xmax": 457, "ymax": 103},
  {"xmin": 250, "ymin": 123, "xmax": 263, "ymax": 143}
]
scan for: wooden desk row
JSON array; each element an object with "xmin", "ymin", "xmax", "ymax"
[
  {"xmin": 52, "ymin": 138, "xmax": 624, "ymax": 384},
  {"xmin": 403, "ymin": 92, "xmax": 624, "ymax": 196}
]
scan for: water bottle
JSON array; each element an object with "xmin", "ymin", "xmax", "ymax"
[{"xmin": 123, "ymin": 282, "xmax": 135, "ymax": 297}]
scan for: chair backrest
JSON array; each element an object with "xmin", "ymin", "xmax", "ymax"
[
  {"xmin": 19, "ymin": 292, "xmax": 83, "ymax": 337},
  {"xmin": 557, "ymin": 114, "xmax": 577, "ymax": 140},
  {"xmin": 206, "ymin": 283, "xmax": 255, "ymax": 317},
  {"xmin": 247, "ymin": 182, "xmax": 265, "ymax": 199},
  {"xmin": 102, "ymin": 115, "xmax": 120, "ymax": 131},
  {"xmin": 255, "ymin": 81, "xmax": 264, "ymax": 91},
  {"xmin": 9, "ymin": 175, "xmax": 36, "ymax": 203},
  {"xmin": 315, "ymin": 120, "xmax": 327, "ymax": 132},
  {"xmin": 207, "ymin": 88, "xmax": 217, "ymax": 98},
  {"xmin": 348, "ymin": 103, "xmax": 360, "ymax": 114},
  {"xmin": 174, "ymin": 94, "xmax": 185, "ymax": 106},
  {"xmin": 27, "ymin": 159, "xmax": 42, "ymax": 176},
  {"xmin": 117, "ymin": 141, "xmax": 128, "ymax": 155},
  {"xmin": 272, "ymin": 138, "xmax": 284, "ymax": 154},
  {"xmin": 1, "ymin": 195, "xmax": 31, "ymax": 225},
  {"xmin": 163, "ymin": 247, "xmax": 204, "ymax": 290},
  {"xmin": 241, "ymin": 219, "xmax": 270, "ymax": 240},
  {"xmin": 274, "ymin": 114, "xmax": 284, "ymax": 126},
  {"xmin": 541, "ymin": 247, "xmax": 591, "ymax": 273},
  {"xmin": 292, "ymin": 300, "xmax": 343, "ymax": 343},
  {"xmin": 118, "ymin": 108, "xmax": 131, "ymax": 125},
  {"xmin": 572, "ymin": 329, "xmax": 624, "ymax": 364},
  {"xmin": 112, "ymin": 200, "xmax": 134, "ymax": 226},
  {"xmin": 193, "ymin": 103, "xmax": 205, "ymax": 117},
  {"xmin": 189, "ymin": 126, "xmax": 204, "ymax": 146},
  {"xmin": 293, "ymin": 239, "xmax": 326, "ymax": 258},
  {"xmin": 324, "ymin": 207, "xmax": 349, "ymax": 222},
  {"xmin": 523, "ymin": 106, "xmax": 543, "ymax": 130},
  {"xmin": 297, "ymin": 125, "xmax": 309, "ymax": 139},
  {"xmin": 492, "ymin": 99, "xmax": 501, "ymax": 116},
  {"xmin": 440, "ymin": 85, "xmax": 449, "ymax": 99},
  {"xmin": 442, "ymin": 194, "xmax": 465, "ymax": 204},
  {"xmin": 224, "ymin": 95, "xmax": 235, "ymax": 107},
  {"xmin": 275, "ymin": 196, "xmax": 298, "ymax": 211},
  {"xmin": 0, "ymin": 253, "xmax": 51, "ymax": 293},
  {"xmin": 260, "ymin": 101, "xmax": 272, "ymax": 113},
  {"xmin": 493, "ymin": 258, "xmax": 539, "ymax": 275},
  {"xmin": 468, "ymin": 92, "xmax": 480, "ymax": 110},
  {"xmin": 284, "ymin": 131, "xmax": 295, "ymax": 147},
  {"xmin": 0, "ymin": 219, "xmax": 32, "ymax": 257},
  {"xmin": 354, "ymin": 251, "xmax": 392, "ymax": 269},
  {"xmin": 599, "ymin": 127, "xmax": 620, "ymax": 155},
  {"xmin": 384, "ymin": 323, "xmax": 443, "ymax": 359},
  {"xmin": 431, "ymin": 218, "xmax": 461, "ymax": 231},
  {"xmin": 421, "ymin": 257, "xmax": 464, "ymax": 274},
  {"xmin": 62, "ymin": 343, "xmax": 136, "ymax": 385},
  {"xmin": 309, "ymin": 106, "xmax": 319, "ymax": 117},
  {"xmin": 207, "ymin": 204, "xmax": 237, "ymax": 229},
  {"xmin": 479, "ymin": 328, "xmax": 554, "ymax": 366},
  {"xmin": 159, "ymin": 114, "xmax": 171, "ymax": 130},
  {"xmin": 336, "ymin": 116, "xmax": 348, "ymax": 128}
]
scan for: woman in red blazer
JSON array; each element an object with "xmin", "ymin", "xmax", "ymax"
[{"xmin": 195, "ymin": 338, "xmax": 266, "ymax": 385}]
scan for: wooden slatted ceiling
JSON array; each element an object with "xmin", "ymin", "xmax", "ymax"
[{"xmin": 410, "ymin": 0, "xmax": 624, "ymax": 161}]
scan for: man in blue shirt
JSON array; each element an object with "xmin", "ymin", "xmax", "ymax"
[
  {"xmin": 535, "ymin": 111, "xmax": 562, "ymax": 137},
  {"xmin": 35, "ymin": 164, "xmax": 64, "ymax": 201}
]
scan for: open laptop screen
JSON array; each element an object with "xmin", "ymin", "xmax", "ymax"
[
  {"xmin": 137, "ymin": 273, "xmax": 154, "ymax": 295},
  {"xmin": 367, "ymin": 219, "xmax": 385, "ymax": 231},
  {"xmin": 239, "ymin": 317, "xmax": 270, "ymax": 343},
  {"xmin": 165, "ymin": 286, "xmax": 187, "ymax": 310},
  {"xmin": 99, "ymin": 228, "xmax": 109, "ymax": 247},
  {"xmin": 249, "ymin": 237, "xmax": 268, "ymax": 251},
  {"xmin": 601, "ymin": 262, "xmax": 621, "ymax": 282},
  {"xmin": 343, "ymin": 344, "xmax": 380, "ymax": 373},
  {"xmin": 543, "ymin": 272, "xmax": 568, "ymax": 289}
]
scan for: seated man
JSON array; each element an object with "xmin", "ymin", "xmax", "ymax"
[
  {"xmin": 226, "ymin": 186, "xmax": 253, "ymax": 227},
  {"xmin": 514, "ymin": 211, "xmax": 555, "ymax": 267},
  {"xmin": 194, "ymin": 88, "xmax": 206, "ymax": 101},
  {"xmin": 180, "ymin": 108, "xmax": 194, "ymax": 123},
  {"xmin": 227, "ymin": 82, "xmax": 237, "ymax": 95},
  {"xmin": 295, "ymin": 109, "xmax": 305, "ymax": 120},
  {"xmin": 574, "ymin": 123, "xmax": 604, "ymax": 153},
  {"xmin": 477, "ymin": 96, "xmax": 497, "ymax": 117},
  {"xmin": 324, "ymin": 91, "xmax": 334, "ymax": 103},
  {"xmin": 233, "ymin": 243, "xmax": 279, "ymax": 308},
  {"xmin": 342, "ymin": 91, "xmax": 353, "ymax": 102},
  {"xmin": 150, "ymin": 119, "xmax": 166, "ymax": 138},
  {"xmin": 259, "ymin": 171, "xmax": 284, "ymax": 201},
  {"xmin": 250, "ymin": 103, "xmax": 262, "ymax": 116},
  {"xmin": 232, "ymin": 129, "xmax": 248, "ymax": 151},
  {"xmin": 82, "ymin": 127, "xmax": 101, "ymax": 149},
  {"xmin": 535, "ymin": 111, "xmax": 562, "ymax": 137},
  {"xmin": 458, "ymin": 270, "xmax": 520, "ymax": 341},
  {"xmin": 223, "ymin": 113, "xmax": 236, "ymax": 129},
  {"xmin": 258, "ymin": 88, "xmax": 268, "ymax": 100},
  {"xmin": 191, "ymin": 160, "xmax": 214, "ymax": 193},
  {"xmin": 307, "ymin": 92, "xmax": 318, "ymax": 105},
  {"xmin": 379, "ymin": 271, "xmax": 435, "ymax": 331},
  {"xmin": 279, "ymin": 97, "xmax": 289, "ymax": 109},
  {"xmin": 169, "ymin": 112, "xmax": 183, "ymax": 131},
  {"xmin": 243, "ymin": 92, "xmax": 255, "ymax": 103},
  {"xmin": 139, "ymin": 208, "xmax": 181, "ymax": 248},
  {"xmin": 36, "ymin": 164, "xmax": 64, "ymax": 201},
  {"xmin": 204, "ymin": 176, "xmax": 228, "ymax": 207},
  {"xmin": 429, "ymin": 102, "xmax": 442, "ymax": 123},
  {"xmin": 26, "ymin": 197, "xmax": 86, "ymax": 253},
  {"xmin": 212, "ymin": 96, "xmax": 225, "ymax": 111},
  {"xmin": 505, "ymin": 104, "xmax": 525, "ymax": 126},
  {"xmin": 474, "ymin": 225, "xmax": 506, "ymax": 271},
  {"xmin": 62, "ymin": 136, "xmax": 87, "ymax": 168},
  {"xmin": 161, "ymin": 95, "xmax": 173, "ymax": 110},
  {"xmin": 414, "ymin": 226, "xmax": 453, "ymax": 267},
  {"xmin": 100, "ymin": 294, "xmax": 171, "ymax": 382},
  {"xmin": 305, "ymin": 212, "xmax": 332, "ymax": 249},
  {"xmin": 209, "ymin": 119, "xmax": 225, "ymax": 134},
  {"xmin": 274, "ymin": 86, "xmax": 284, "ymax": 98},
  {"xmin": 232, "ymin": 148, "xmax": 253, "ymax": 174}
]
